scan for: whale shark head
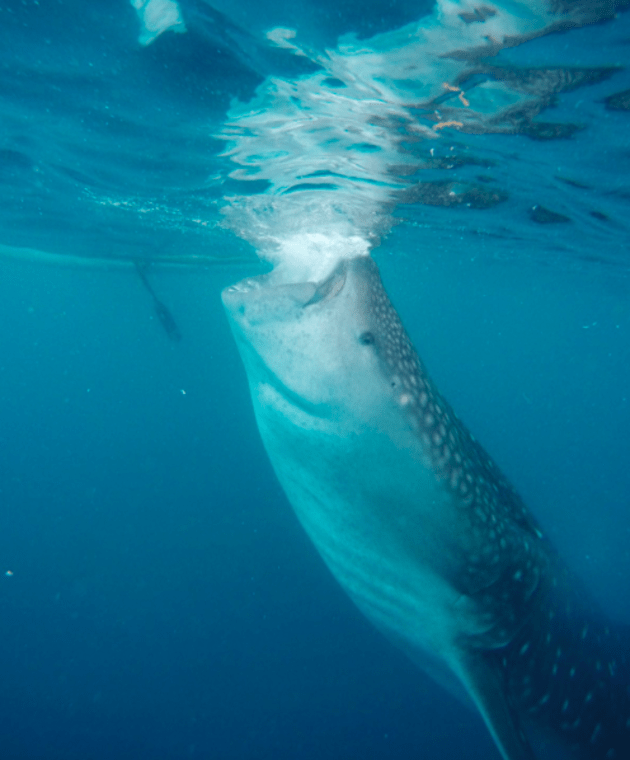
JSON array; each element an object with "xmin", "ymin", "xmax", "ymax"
[
  {"xmin": 221, "ymin": 253, "xmax": 544, "ymax": 610},
  {"xmin": 221, "ymin": 254, "xmax": 435, "ymax": 433}
]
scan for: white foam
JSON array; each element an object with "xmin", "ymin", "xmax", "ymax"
[
  {"xmin": 269, "ymin": 232, "xmax": 370, "ymax": 283},
  {"xmin": 219, "ymin": 0, "xmax": 620, "ymax": 275},
  {"xmin": 130, "ymin": 0, "xmax": 186, "ymax": 46}
]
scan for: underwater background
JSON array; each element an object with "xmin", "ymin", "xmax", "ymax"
[{"xmin": 0, "ymin": 1, "xmax": 629, "ymax": 758}]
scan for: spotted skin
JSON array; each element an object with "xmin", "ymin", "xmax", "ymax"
[
  {"xmin": 501, "ymin": 571, "xmax": 630, "ymax": 759},
  {"xmin": 222, "ymin": 255, "xmax": 630, "ymax": 760}
]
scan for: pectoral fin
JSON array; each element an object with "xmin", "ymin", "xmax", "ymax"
[{"xmin": 455, "ymin": 650, "xmax": 535, "ymax": 760}]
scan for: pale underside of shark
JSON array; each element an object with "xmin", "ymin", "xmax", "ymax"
[{"xmin": 222, "ymin": 254, "xmax": 630, "ymax": 760}]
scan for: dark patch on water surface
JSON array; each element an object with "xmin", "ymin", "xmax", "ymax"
[
  {"xmin": 0, "ymin": 148, "xmax": 34, "ymax": 170},
  {"xmin": 322, "ymin": 77, "xmax": 347, "ymax": 88},
  {"xmin": 424, "ymin": 154, "xmax": 496, "ymax": 171},
  {"xmin": 604, "ymin": 89, "xmax": 630, "ymax": 111},
  {"xmin": 479, "ymin": 64, "xmax": 619, "ymax": 96},
  {"xmin": 402, "ymin": 180, "xmax": 507, "ymax": 209},
  {"xmin": 429, "ymin": 64, "xmax": 619, "ymax": 141},
  {"xmin": 590, "ymin": 210, "xmax": 611, "ymax": 222},
  {"xmin": 555, "ymin": 175, "xmax": 592, "ymax": 190},
  {"xmin": 522, "ymin": 121, "xmax": 582, "ymax": 141},
  {"xmin": 529, "ymin": 205, "xmax": 572, "ymax": 224},
  {"xmin": 458, "ymin": 5, "xmax": 497, "ymax": 23}
]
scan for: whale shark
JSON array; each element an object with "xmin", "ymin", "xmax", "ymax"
[{"xmin": 222, "ymin": 254, "xmax": 630, "ymax": 760}]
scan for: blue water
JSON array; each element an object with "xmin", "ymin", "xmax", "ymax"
[{"xmin": 1, "ymin": 2, "xmax": 629, "ymax": 759}]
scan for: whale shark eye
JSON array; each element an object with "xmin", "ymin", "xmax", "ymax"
[{"xmin": 359, "ymin": 331, "xmax": 375, "ymax": 346}]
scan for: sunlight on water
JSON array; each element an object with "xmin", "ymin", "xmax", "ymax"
[{"xmin": 208, "ymin": 0, "xmax": 625, "ymax": 277}]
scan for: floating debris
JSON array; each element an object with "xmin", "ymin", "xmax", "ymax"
[{"xmin": 434, "ymin": 120, "xmax": 464, "ymax": 131}]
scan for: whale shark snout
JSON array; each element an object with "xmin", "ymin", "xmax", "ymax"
[{"xmin": 222, "ymin": 255, "xmax": 630, "ymax": 760}]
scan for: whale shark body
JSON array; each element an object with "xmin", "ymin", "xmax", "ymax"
[{"xmin": 222, "ymin": 254, "xmax": 630, "ymax": 760}]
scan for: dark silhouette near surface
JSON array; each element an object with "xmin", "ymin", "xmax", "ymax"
[{"xmin": 134, "ymin": 261, "xmax": 182, "ymax": 342}]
